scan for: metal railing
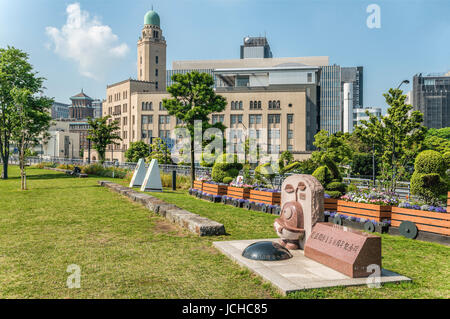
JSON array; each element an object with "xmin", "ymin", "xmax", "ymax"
[{"xmin": 6, "ymin": 156, "xmax": 411, "ymax": 198}]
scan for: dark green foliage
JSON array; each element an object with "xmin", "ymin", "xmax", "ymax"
[
  {"xmin": 87, "ymin": 116, "xmax": 122, "ymax": 164},
  {"xmin": 321, "ymin": 154, "xmax": 341, "ymax": 181},
  {"xmin": 347, "ymin": 183, "xmax": 358, "ymax": 192},
  {"xmin": 410, "ymin": 173, "xmax": 447, "ymax": 205},
  {"xmin": 411, "ymin": 150, "xmax": 448, "ymax": 205},
  {"xmin": 326, "ymin": 181, "xmax": 347, "ymax": 194},
  {"xmin": 254, "ymin": 162, "xmax": 277, "ymax": 187},
  {"xmin": 444, "ymin": 152, "xmax": 450, "ymax": 170},
  {"xmin": 125, "ymin": 141, "xmax": 150, "ymax": 163},
  {"xmin": 211, "ymin": 155, "xmax": 243, "ymax": 183},
  {"xmin": 351, "ymin": 152, "xmax": 378, "ymax": 176},
  {"xmin": 414, "ymin": 150, "xmax": 446, "ymax": 175},
  {"xmin": 280, "ymin": 161, "xmax": 301, "ymax": 174},
  {"xmin": 325, "ymin": 190, "xmax": 342, "ymax": 199},
  {"xmin": 223, "ymin": 177, "xmax": 233, "ymax": 184},
  {"xmin": 297, "ymin": 158, "xmax": 319, "ymax": 174},
  {"xmin": 312, "ymin": 166, "xmax": 331, "ymax": 186}
]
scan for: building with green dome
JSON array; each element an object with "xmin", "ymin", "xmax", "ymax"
[{"xmin": 144, "ymin": 10, "xmax": 160, "ymax": 26}]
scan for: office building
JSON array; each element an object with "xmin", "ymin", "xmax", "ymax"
[
  {"xmin": 412, "ymin": 73, "xmax": 450, "ymax": 129},
  {"xmin": 92, "ymin": 99, "xmax": 103, "ymax": 118},
  {"xmin": 353, "ymin": 107, "xmax": 382, "ymax": 128},
  {"xmin": 240, "ymin": 36, "xmax": 273, "ymax": 59},
  {"xmin": 51, "ymin": 102, "xmax": 70, "ymax": 119},
  {"xmin": 95, "ymin": 9, "xmax": 330, "ymax": 163}
]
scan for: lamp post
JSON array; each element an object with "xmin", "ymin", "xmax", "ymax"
[{"xmin": 391, "ymin": 79, "xmax": 410, "ymax": 191}]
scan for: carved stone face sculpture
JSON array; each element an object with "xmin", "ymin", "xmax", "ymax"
[{"xmin": 274, "ymin": 175, "xmax": 324, "ymax": 250}]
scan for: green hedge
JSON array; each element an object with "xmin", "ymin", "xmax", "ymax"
[{"xmin": 414, "ymin": 150, "xmax": 446, "ymax": 175}]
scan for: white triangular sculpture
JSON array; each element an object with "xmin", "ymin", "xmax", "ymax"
[
  {"xmin": 140, "ymin": 159, "xmax": 163, "ymax": 192},
  {"xmin": 129, "ymin": 158, "xmax": 147, "ymax": 187}
]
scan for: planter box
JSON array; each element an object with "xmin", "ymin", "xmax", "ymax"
[
  {"xmin": 447, "ymin": 192, "xmax": 450, "ymax": 213},
  {"xmin": 249, "ymin": 190, "xmax": 281, "ymax": 205},
  {"xmin": 193, "ymin": 180, "xmax": 204, "ymax": 191},
  {"xmin": 337, "ymin": 200, "xmax": 391, "ymax": 222},
  {"xmin": 227, "ymin": 186, "xmax": 251, "ymax": 200},
  {"xmin": 324, "ymin": 198, "xmax": 338, "ymax": 212},
  {"xmin": 391, "ymin": 207, "xmax": 450, "ymax": 237},
  {"xmin": 202, "ymin": 183, "xmax": 228, "ymax": 196}
]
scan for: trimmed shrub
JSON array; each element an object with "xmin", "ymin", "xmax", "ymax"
[
  {"xmin": 326, "ymin": 181, "xmax": 347, "ymax": 194},
  {"xmin": 414, "ymin": 150, "xmax": 446, "ymax": 175},
  {"xmin": 312, "ymin": 166, "xmax": 331, "ymax": 186},
  {"xmin": 321, "ymin": 154, "xmax": 341, "ymax": 181},
  {"xmin": 347, "ymin": 183, "xmax": 358, "ymax": 192},
  {"xmin": 410, "ymin": 172, "xmax": 447, "ymax": 205},
  {"xmin": 325, "ymin": 190, "xmax": 342, "ymax": 199},
  {"xmin": 211, "ymin": 155, "xmax": 243, "ymax": 183},
  {"xmin": 443, "ymin": 151, "xmax": 450, "ymax": 170},
  {"xmin": 223, "ymin": 177, "xmax": 233, "ymax": 184}
]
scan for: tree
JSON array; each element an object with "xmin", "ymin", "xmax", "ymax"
[
  {"xmin": 147, "ymin": 137, "xmax": 172, "ymax": 164},
  {"xmin": 311, "ymin": 130, "xmax": 353, "ymax": 166},
  {"xmin": 125, "ymin": 140, "xmax": 150, "ymax": 163},
  {"xmin": 426, "ymin": 127, "xmax": 450, "ymax": 140},
  {"xmin": 10, "ymin": 87, "xmax": 52, "ymax": 190},
  {"xmin": 0, "ymin": 46, "xmax": 46, "ymax": 179},
  {"xmin": 86, "ymin": 116, "xmax": 121, "ymax": 164},
  {"xmin": 355, "ymin": 89, "xmax": 427, "ymax": 191},
  {"xmin": 163, "ymin": 71, "xmax": 227, "ymax": 187}
]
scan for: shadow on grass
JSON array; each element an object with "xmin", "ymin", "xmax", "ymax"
[{"xmin": 5, "ymin": 173, "xmax": 72, "ymax": 181}]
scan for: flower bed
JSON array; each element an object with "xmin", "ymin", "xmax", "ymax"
[
  {"xmin": 249, "ymin": 188, "xmax": 281, "ymax": 205},
  {"xmin": 391, "ymin": 205, "xmax": 450, "ymax": 237},
  {"xmin": 226, "ymin": 186, "xmax": 251, "ymax": 200},
  {"xmin": 337, "ymin": 200, "xmax": 391, "ymax": 222},
  {"xmin": 202, "ymin": 182, "xmax": 228, "ymax": 196}
]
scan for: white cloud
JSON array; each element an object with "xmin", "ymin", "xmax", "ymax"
[{"xmin": 46, "ymin": 3, "xmax": 129, "ymax": 80}]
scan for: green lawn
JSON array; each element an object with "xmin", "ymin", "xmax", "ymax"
[{"xmin": 0, "ymin": 166, "xmax": 448, "ymax": 298}]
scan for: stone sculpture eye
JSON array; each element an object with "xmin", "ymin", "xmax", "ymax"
[
  {"xmin": 285, "ymin": 184, "xmax": 295, "ymax": 193},
  {"xmin": 284, "ymin": 207, "xmax": 293, "ymax": 219},
  {"xmin": 298, "ymin": 182, "xmax": 306, "ymax": 191}
]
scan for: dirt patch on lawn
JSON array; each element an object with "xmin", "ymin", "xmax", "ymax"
[{"xmin": 151, "ymin": 219, "xmax": 187, "ymax": 237}]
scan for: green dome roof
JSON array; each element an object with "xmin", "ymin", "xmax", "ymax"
[{"xmin": 144, "ymin": 10, "xmax": 160, "ymax": 26}]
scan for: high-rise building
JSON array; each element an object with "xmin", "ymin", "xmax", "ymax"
[
  {"xmin": 353, "ymin": 107, "xmax": 382, "ymax": 127},
  {"xmin": 319, "ymin": 65, "xmax": 364, "ymax": 134},
  {"xmin": 240, "ymin": 36, "xmax": 273, "ymax": 59},
  {"xmin": 51, "ymin": 102, "xmax": 70, "ymax": 119},
  {"xmin": 412, "ymin": 73, "xmax": 450, "ymax": 129},
  {"xmin": 92, "ymin": 99, "xmax": 103, "ymax": 118}
]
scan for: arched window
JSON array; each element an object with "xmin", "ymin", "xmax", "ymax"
[
  {"xmin": 277, "ymin": 100, "xmax": 281, "ymax": 108},
  {"xmin": 239, "ymin": 101, "xmax": 243, "ymax": 109},
  {"xmin": 231, "ymin": 101, "xmax": 235, "ymax": 110},
  {"xmin": 269, "ymin": 101, "xmax": 273, "ymax": 109},
  {"xmin": 250, "ymin": 101, "xmax": 253, "ymax": 109},
  {"xmin": 149, "ymin": 102, "xmax": 153, "ymax": 110},
  {"xmin": 142, "ymin": 102, "xmax": 145, "ymax": 110},
  {"xmin": 258, "ymin": 101, "xmax": 261, "ymax": 109}
]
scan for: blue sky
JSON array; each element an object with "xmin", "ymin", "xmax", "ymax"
[{"xmin": 1, "ymin": 0, "xmax": 449, "ymax": 110}]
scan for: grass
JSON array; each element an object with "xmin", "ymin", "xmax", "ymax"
[{"xmin": 0, "ymin": 166, "xmax": 449, "ymax": 298}]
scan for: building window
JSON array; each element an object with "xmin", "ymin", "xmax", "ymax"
[
  {"xmin": 230, "ymin": 114, "xmax": 243, "ymax": 124},
  {"xmin": 287, "ymin": 114, "xmax": 294, "ymax": 124},
  {"xmin": 155, "ymin": 69, "xmax": 158, "ymax": 77},
  {"xmin": 212, "ymin": 114, "xmax": 224, "ymax": 124},
  {"xmin": 155, "ymin": 56, "xmax": 159, "ymax": 64},
  {"xmin": 268, "ymin": 114, "xmax": 281, "ymax": 124},
  {"xmin": 307, "ymin": 73, "xmax": 312, "ymax": 83},
  {"xmin": 249, "ymin": 114, "xmax": 262, "ymax": 124}
]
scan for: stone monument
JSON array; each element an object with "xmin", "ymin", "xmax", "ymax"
[
  {"xmin": 304, "ymin": 222, "xmax": 382, "ymax": 278},
  {"xmin": 140, "ymin": 159, "xmax": 163, "ymax": 192},
  {"xmin": 129, "ymin": 158, "xmax": 147, "ymax": 188},
  {"xmin": 274, "ymin": 175, "xmax": 324, "ymax": 250}
]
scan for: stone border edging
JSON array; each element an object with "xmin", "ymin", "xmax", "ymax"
[{"xmin": 98, "ymin": 181, "xmax": 226, "ymax": 236}]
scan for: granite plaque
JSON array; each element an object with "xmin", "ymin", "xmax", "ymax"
[{"xmin": 304, "ymin": 222, "xmax": 381, "ymax": 278}]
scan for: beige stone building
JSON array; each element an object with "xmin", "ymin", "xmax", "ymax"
[{"xmin": 87, "ymin": 10, "xmax": 328, "ymax": 163}]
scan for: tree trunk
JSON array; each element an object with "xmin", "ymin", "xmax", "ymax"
[
  {"xmin": 0, "ymin": 136, "xmax": 9, "ymax": 179},
  {"xmin": 190, "ymin": 138, "xmax": 195, "ymax": 188}
]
